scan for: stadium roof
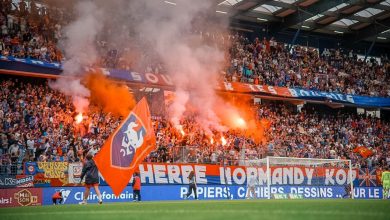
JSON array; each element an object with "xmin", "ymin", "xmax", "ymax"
[
  {"xmin": 214, "ymin": 0, "xmax": 390, "ymax": 44},
  {"xmin": 35, "ymin": 0, "xmax": 390, "ymax": 45}
]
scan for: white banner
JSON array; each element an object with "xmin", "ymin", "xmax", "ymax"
[{"xmin": 68, "ymin": 163, "xmax": 83, "ymax": 184}]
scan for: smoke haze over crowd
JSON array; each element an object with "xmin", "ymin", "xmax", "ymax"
[{"xmin": 51, "ymin": 0, "xmax": 254, "ymax": 135}]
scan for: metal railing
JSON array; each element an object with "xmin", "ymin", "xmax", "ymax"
[
  {"xmin": 149, "ymin": 145, "xmax": 267, "ymax": 165},
  {"xmin": 0, "ymin": 163, "xmax": 23, "ymax": 175}
]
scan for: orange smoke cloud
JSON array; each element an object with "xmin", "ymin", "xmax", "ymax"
[
  {"xmin": 215, "ymin": 93, "xmax": 271, "ymax": 144},
  {"xmin": 245, "ymin": 118, "xmax": 269, "ymax": 145},
  {"xmin": 85, "ymin": 72, "xmax": 136, "ymax": 117}
]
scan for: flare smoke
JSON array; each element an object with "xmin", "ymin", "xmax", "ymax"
[
  {"xmin": 52, "ymin": 0, "xmax": 244, "ymax": 132},
  {"xmin": 50, "ymin": 1, "xmax": 103, "ymax": 113},
  {"xmin": 129, "ymin": 0, "xmax": 229, "ymax": 131}
]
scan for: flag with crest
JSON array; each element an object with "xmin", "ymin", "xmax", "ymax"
[{"xmin": 94, "ymin": 97, "xmax": 156, "ymax": 196}]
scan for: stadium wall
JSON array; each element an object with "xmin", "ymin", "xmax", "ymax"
[
  {"xmin": 1, "ymin": 162, "xmax": 387, "ymax": 207},
  {"xmin": 0, "ymin": 185, "xmax": 385, "ymax": 208},
  {"xmin": 22, "ymin": 162, "xmax": 382, "ymax": 188},
  {"xmin": 41, "ymin": 185, "xmax": 384, "ymax": 203}
]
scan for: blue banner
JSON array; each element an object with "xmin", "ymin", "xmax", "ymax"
[
  {"xmin": 0, "ymin": 175, "xmax": 34, "ymax": 188},
  {"xmin": 42, "ymin": 185, "xmax": 385, "ymax": 205},
  {"xmin": 0, "ymin": 55, "xmax": 61, "ymax": 69},
  {"xmin": 1, "ymin": 55, "xmax": 390, "ymax": 107},
  {"xmin": 290, "ymin": 88, "xmax": 390, "ymax": 107}
]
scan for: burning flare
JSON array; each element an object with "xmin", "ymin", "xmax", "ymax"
[
  {"xmin": 75, "ymin": 113, "xmax": 83, "ymax": 124},
  {"xmin": 221, "ymin": 136, "xmax": 227, "ymax": 146},
  {"xmin": 236, "ymin": 117, "xmax": 246, "ymax": 128},
  {"xmin": 177, "ymin": 125, "xmax": 185, "ymax": 136},
  {"xmin": 210, "ymin": 137, "xmax": 214, "ymax": 145}
]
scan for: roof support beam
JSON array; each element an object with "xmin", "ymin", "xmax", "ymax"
[
  {"xmin": 344, "ymin": 16, "xmax": 390, "ymax": 43},
  {"xmin": 230, "ymin": 0, "xmax": 273, "ymax": 17},
  {"xmin": 236, "ymin": 11, "xmax": 282, "ymax": 22},
  {"xmin": 267, "ymin": 0, "xmax": 298, "ymax": 10},
  {"xmin": 321, "ymin": 12, "xmax": 373, "ymax": 23},
  {"xmin": 309, "ymin": 0, "xmax": 384, "ymax": 32},
  {"xmin": 218, "ymin": 0, "xmax": 281, "ymax": 22},
  {"xmin": 371, "ymin": 3, "xmax": 390, "ymax": 11}
]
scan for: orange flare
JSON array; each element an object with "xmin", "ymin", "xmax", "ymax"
[
  {"xmin": 75, "ymin": 113, "xmax": 83, "ymax": 124},
  {"xmin": 221, "ymin": 136, "xmax": 227, "ymax": 146},
  {"xmin": 235, "ymin": 117, "xmax": 246, "ymax": 128},
  {"xmin": 177, "ymin": 125, "xmax": 185, "ymax": 136}
]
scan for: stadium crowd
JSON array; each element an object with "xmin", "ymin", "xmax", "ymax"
[
  {"xmin": 150, "ymin": 102, "xmax": 390, "ymax": 171},
  {"xmin": 225, "ymin": 34, "xmax": 390, "ymax": 97},
  {"xmin": 0, "ymin": 0, "xmax": 389, "ymax": 177},
  {"xmin": 1, "ymin": 77, "xmax": 389, "ymax": 175},
  {"xmin": 0, "ymin": 78, "xmax": 122, "ymax": 174},
  {"xmin": 0, "ymin": 0, "xmax": 67, "ymax": 62},
  {"xmin": 1, "ymin": 0, "xmax": 389, "ymax": 98}
]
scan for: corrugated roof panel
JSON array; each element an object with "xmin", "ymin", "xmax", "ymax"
[
  {"xmin": 380, "ymin": 0, "xmax": 390, "ymax": 6},
  {"xmin": 332, "ymin": 18, "xmax": 358, "ymax": 26},
  {"xmin": 355, "ymin": 8, "xmax": 384, "ymax": 17},
  {"xmin": 274, "ymin": 0, "xmax": 299, "ymax": 3},
  {"xmin": 328, "ymin": 3, "xmax": 350, "ymax": 12},
  {"xmin": 253, "ymin": 4, "xmax": 282, "ymax": 14},
  {"xmin": 262, "ymin": 4, "xmax": 282, "ymax": 13},
  {"xmin": 305, "ymin": 14, "xmax": 325, "ymax": 21},
  {"xmin": 218, "ymin": 0, "xmax": 243, "ymax": 6}
]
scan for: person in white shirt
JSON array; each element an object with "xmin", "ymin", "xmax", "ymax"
[
  {"xmin": 8, "ymin": 144, "xmax": 19, "ymax": 156},
  {"xmin": 246, "ymin": 175, "xmax": 258, "ymax": 199},
  {"xmin": 7, "ymin": 14, "xmax": 13, "ymax": 29},
  {"xmin": 87, "ymin": 145, "xmax": 98, "ymax": 156},
  {"xmin": 27, "ymin": 136, "xmax": 35, "ymax": 158},
  {"xmin": 1, "ymin": 24, "xmax": 8, "ymax": 35}
]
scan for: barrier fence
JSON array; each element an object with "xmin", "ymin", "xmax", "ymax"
[
  {"xmin": 0, "ymin": 164, "xmax": 22, "ymax": 176},
  {"xmin": 0, "ymin": 161, "xmax": 384, "ymax": 187},
  {"xmin": 0, "ymin": 162, "xmax": 388, "ymax": 207}
]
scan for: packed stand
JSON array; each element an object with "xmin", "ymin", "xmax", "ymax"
[
  {"xmin": 0, "ymin": 77, "xmax": 121, "ymax": 174},
  {"xmin": 258, "ymin": 103, "xmax": 389, "ymax": 170},
  {"xmin": 150, "ymin": 103, "xmax": 390, "ymax": 171},
  {"xmin": 1, "ymin": 77, "xmax": 389, "ymax": 175},
  {"xmin": 0, "ymin": 0, "xmax": 65, "ymax": 62},
  {"xmin": 225, "ymin": 34, "xmax": 390, "ymax": 97},
  {"xmin": 1, "ymin": 0, "xmax": 389, "ymax": 97}
]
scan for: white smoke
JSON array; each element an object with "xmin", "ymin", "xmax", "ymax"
[
  {"xmin": 128, "ymin": 0, "xmax": 229, "ymax": 131},
  {"xmin": 51, "ymin": 0, "xmax": 232, "ymax": 130},
  {"xmin": 50, "ymin": 1, "xmax": 103, "ymax": 113},
  {"xmin": 170, "ymin": 89, "xmax": 189, "ymax": 127}
]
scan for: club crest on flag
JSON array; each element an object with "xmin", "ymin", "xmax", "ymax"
[
  {"xmin": 94, "ymin": 97, "xmax": 156, "ymax": 196},
  {"xmin": 111, "ymin": 113, "xmax": 146, "ymax": 168}
]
